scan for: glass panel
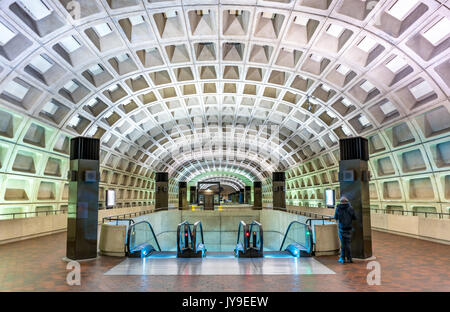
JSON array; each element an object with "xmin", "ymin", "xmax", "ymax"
[{"xmin": 129, "ymin": 222, "xmax": 159, "ymax": 251}]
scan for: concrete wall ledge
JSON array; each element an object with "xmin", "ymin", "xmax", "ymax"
[
  {"xmin": 0, "ymin": 206, "xmax": 154, "ymax": 245},
  {"xmin": 287, "ymin": 205, "xmax": 450, "ymax": 245}
]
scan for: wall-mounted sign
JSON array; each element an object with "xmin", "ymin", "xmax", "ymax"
[
  {"xmin": 325, "ymin": 189, "xmax": 335, "ymax": 208},
  {"xmin": 106, "ymin": 190, "xmax": 115, "ymax": 208}
]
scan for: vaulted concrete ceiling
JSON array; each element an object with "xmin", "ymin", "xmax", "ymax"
[{"xmin": 0, "ymin": 0, "xmax": 448, "ymax": 183}]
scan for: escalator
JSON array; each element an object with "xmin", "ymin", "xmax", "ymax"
[
  {"xmin": 279, "ymin": 221, "xmax": 313, "ymax": 257},
  {"xmin": 127, "ymin": 221, "xmax": 161, "ymax": 258},
  {"xmin": 177, "ymin": 220, "xmax": 206, "ymax": 258},
  {"xmin": 235, "ymin": 220, "xmax": 263, "ymax": 258}
]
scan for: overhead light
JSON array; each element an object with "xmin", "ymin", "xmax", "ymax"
[
  {"xmin": 0, "ymin": 22, "xmax": 16, "ymax": 45},
  {"xmin": 262, "ymin": 12, "xmax": 274, "ymax": 19},
  {"xmin": 336, "ymin": 64, "xmax": 351, "ymax": 75},
  {"xmin": 310, "ymin": 53, "xmax": 323, "ymax": 62},
  {"xmin": 17, "ymin": 0, "xmax": 52, "ymax": 21},
  {"xmin": 360, "ymin": 80, "xmax": 375, "ymax": 92},
  {"xmin": 116, "ymin": 53, "xmax": 129, "ymax": 62},
  {"xmin": 145, "ymin": 47, "xmax": 157, "ymax": 53},
  {"xmin": 68, "ymin": 115, "xmax": 80, "ymax": 127},
  {"xmin": 42, "ymin": 100, "xmax": 59, "ymax": 115},
  {"xmin": 321, "ymin": 84, "xmax": 331, "ymax": 92},
  {"xmin": 294, "ymin": 16, "xmax": 309, "ymax": 26},
  {"xmin": 59, "ymin": 36, "xmax": 81, "ymax": 53},
  {"xmin": 108, "ymin": 84, "xmax": 119, "ymax": 92},
  {"xmin": 387, "ymin": 0, "xmax": 420, "ymax": 20},
  {"xmin": 341, "ymin": 125, "xmax": 352, "ymax": 136},
  {"xmin": 326, "ymin": 110, "xmax": 337, "ymax": 118},
  {"xmin": 129, "ymin": 15, "xmax": 145, "ymax": 26},
  {"xmin": 29, "ymin": 55, "xmax": 53, "ymax": 73},
  {"xmin": 86, "ymin": 98, "xmax": 98, "ymax": 107},
  {"xmin": 164, "ymin": 10, "xmax": 177, "ymax": 18},
  {"xmin": 93, "ymin": 23, "xmax": 112, "ymax": 37},
  {"xmin": 4, "ymin": 80, "xmax": 29, "ymax": 100},
  {"xmin": 423, "ymin": 17, "xmax": 450, "ymax": 46},
  {"xmin": 358, "ymin": 115, "xmax": 370, "ymax": 127},
  {"xmin": 63, "ymin": 80, "xmax": 78, "ymax": 93},
  {"xmin": 327, "ymin": 24, "xmax": 345, "ymax": 37},
  {"xmin": 385, "ymin": 55, "xmax": 408, "ymax": 73},
  {"xmin": 409, "ymin": 80, "xmax": 433, "ymax": 100},
  {"xmin": 341, "ymin": 98, "xmax": 352, "ymax": 107},
  {"xmin": 380, "ymin": 101, "xmax": 397, "ymax": 116},
  {"xmin": 88, "ymin": 64, "xmax": 104, "ymax": 75},
  {"xmin": 357, "ymin": 36, "xmax": 378, "ymax": 52},
  {"xmin": 229, "ymin": 10, "xmax": 242, "ymax": 16}
]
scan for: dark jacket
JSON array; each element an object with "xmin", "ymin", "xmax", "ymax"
[{"xmin": 334, "ymin": 203, "xmax": 356, "ymax": 231}]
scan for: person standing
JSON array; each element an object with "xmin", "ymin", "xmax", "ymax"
[{"xmin": 334, "ymin": 196, "xmax": 356, "ymax": 263}]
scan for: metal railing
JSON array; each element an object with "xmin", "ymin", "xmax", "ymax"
[
  {"xmin": 0, "ymin": 210, "xmax": 67, "ymax": 220},
  {"xmin": 102, "ymin": 209, "xmax": 156, "ymax": 224},
  {"xmin": 367, "ymin": 208, "xmax": 450, "ymax": 219}
]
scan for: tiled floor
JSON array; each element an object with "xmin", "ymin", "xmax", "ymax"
[
  {"xmin": 105, "ymin": 255, "xmax": 335, "ymax": 276},
  {"xmin": 0, "ymin": 230, "xmax": 449, "ymax": 291}
]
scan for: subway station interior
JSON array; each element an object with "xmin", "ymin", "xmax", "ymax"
[{"xmin": 0, "ymin": 0, "xmax": 449, "ymax": 293}]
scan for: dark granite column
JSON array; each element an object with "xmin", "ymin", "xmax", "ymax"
[
  {"xmin": 253, "ymin": 181, "xmax": 262, "ymax": 209},
  {"xmin": 189, "ymin": 186, "xmax": 197, "ymax": 204},
  {"xmin": 272, "ymin": 172, "xmax": 286, "ymax": 209},
  {"xmin": 244, "ymin": 186, "xmax": 251, "ymax": 204},
  {"xmin": 155, "ymin": 172, "xmax": 168, "ymax": 209},
  {"xmin": 239, "ymin": 189, "xmax": 244, "ymax": 204},
  {"xmin": 178, "ymin": 182, "xmax": 187, "ymax": 209},
  {"xmin": 66, "ymin": 137, "xmax": 100, "ymax": 260},
  {"xmin": 339, "ymin": 137, "xmax": 372, "ymax": 259}
]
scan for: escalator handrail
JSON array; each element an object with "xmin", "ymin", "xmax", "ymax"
[
  {"xmin": 248, "ymin": 220, "xmax": 263, "ymax": 251},
  {"xmin": 127, "ymin": 220, "xmax": 161, "ymax": 253},
  {"xmin": 236, "ymin": 220, "xmax": 247, "ymax": 246},
  {"xmin": 279, "ymin": 220, "xmax": 313, "ymax": 252},
  {"xmin": 177, "ymin": 220, "xmax": 192, "ymax": 254},
  {"xmin": 192, "ymin": 221, "xmax": 204, "ymax": 253}
]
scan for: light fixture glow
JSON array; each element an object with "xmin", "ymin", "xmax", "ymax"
[
  {"xmin": 409, "ymin": 81, "xmax": 433, "ymax": 100},
  {"xmin": 129, "ymin": 15, "xmax": 145, "ymax": 26},
  {"xmin": 63, "ymin": 80, "xmax": 78, "ymax": 93},
  {"xmin": 385, "ymin": 55, "xmax": 408, "ymax": 73},
  {"xmin": 423, "ymin": 17, "xmax": 450, "ymax": 46},
  {"xmin": 4, "ymin": 80, "xmax": 29, "ymax": 100},
  {"xmin": 327, "ymin": 24, "xmax": 345, "ymax": 37},
  {"xmin": 360, "ymin": 80, "xmax": 375, "ymax": 92},
  {"xmin": 17, "ymin": 0, "xmax": 52, "ymax": 20},
  {"xmin": 387, "ymin": 0, "xmax": 420, "ymax": 20},
  {"xmin": 29, "ymin": 55, "xmax": 53, "ymax": 73},
  {"xmin": 0, "ymin": 22, "xmax": 16, "ymax": 45},
  {"xmin": 59, "ymin": 36, "xmax": 81, "ymax": 53},
  {"xmin": 93, "ymin": 23, "xmax": 113, "ymax": 37},
  {"xmin": 357, "ymin": 36, "xmax": 378, "ymax": 52},
  {"xmin": 380, "ymin": 101, "xmax": 397, "ymax": 116}
]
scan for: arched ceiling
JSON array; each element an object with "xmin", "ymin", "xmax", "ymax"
[
  {"xmin": 197, "ymin": 175, "xmax": 247, "ymax": 191},
  {"xmin": 0, "ymin": 0, "xmax": 448, "ymax": 183}
]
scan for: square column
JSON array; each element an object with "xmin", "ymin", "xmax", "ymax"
[
  {"xmin": 155, "ymin": 172, "xmax": 168, "ymax": 209},
  {"xmin": 253, "ymin": 181, "xmax": 262, "ymax": 209},
  {"xmin": 178, "ymin": 182, "xmax": 187, "ymax": 209},
  {"xmin": 66, "ymin": 137, "xmax": 100, "ymax": 260},
  {"xmin": 272, "ymin": 172, "xmax": 286, "ymax": 209},
  {"xmin": 239, "ymin": 189, "xmax": 244, "ymax": 204},
  {"xmin": 189, "ymin": 186, "xmax": 197, "ymax": 204},
  {"xmin": 244, "ymin": 186, "xmax": 251, "ymax": 204},
  {"xmin": 339, "ymin": 137, "xmax": 372, "ymax": 259}
]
